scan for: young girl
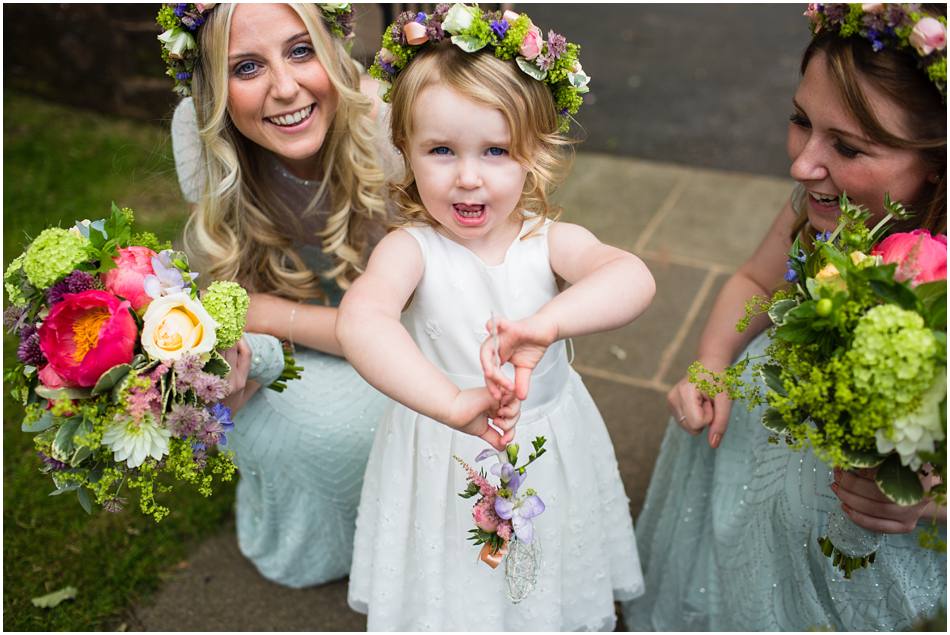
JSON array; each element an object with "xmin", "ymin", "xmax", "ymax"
[
  {"xmin": 337, "ymin": 5, "xmax": 654, "ymax": 630},
  {"xmin": 625, "ymin": 3, "xmax": 946, "ymax": 631}
]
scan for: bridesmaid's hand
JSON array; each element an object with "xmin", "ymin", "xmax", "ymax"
[
  {"xmin": 667, "ymin": 369, "xmax": 733, "ymax": 449},
  {"xmin": 221, "ymin": 338, "xmax": 262, "ymax": 415},
  {"xmin": 832, "ymin": 467, "xmax": 942, "ymax": 534}
]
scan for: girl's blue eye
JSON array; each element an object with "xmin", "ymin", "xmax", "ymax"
[
  {"xmin": 234, "ymin": 61, "xmax": 259, "ymax": 77},
  {"xmin": 487, "ymin": 147, "xmax": 507, "ymax": 157},
  {"xmin": 431, "ymin": 146, "xmax": 452, "ymax": 155}
]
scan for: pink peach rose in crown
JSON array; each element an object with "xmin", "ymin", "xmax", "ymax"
[
  {"xmin": 520, "ymin": 25, "xmax": 543, "ymax": 60},
  {"xmin": 871, "ymin": 229, "xmax": 948, "ymax": 286},
  {"xmin": 909, "ymin": 17, "xmax": 947, "ymax": 56},
  {"xmin": 102, "ymin": 245, "xmax": 158, "ymax": 312},
  {"xmin": 38, "ymin": 289, "xmax": 138, "ymax": 388},
  {"xmin": 861, "ymin": 4, "xmax": 885, "ymax": 14}
]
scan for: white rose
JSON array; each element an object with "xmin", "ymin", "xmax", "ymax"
[
  {"xmin": 158, "ymin": 28, "xmax": 197, "ymax": 60},
  {"xmin": 876, "ymin": 371, "xmax": 946, "ymax": 471},
  {"xmin": 141, "ymin": 291, "xmax": 218, "ymax": 361},
  {"xmin": 442, "ymin": 3, "xmax": 476, "ymax": 34}
]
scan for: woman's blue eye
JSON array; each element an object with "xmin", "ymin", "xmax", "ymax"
[
  {"xmin": 291, "ymin": 44, "xmax": 313, "ymax": 59},
  {"xmin": 234, "ymin": 61, "xmax": 259, "ymax": 77},
  {"xmin": 432, "ymin": 146, "xmax": 451, "ymax": 155},
  {"xmin": 487, "ymin": 147, "xmax": 507, "ymax": 157}
]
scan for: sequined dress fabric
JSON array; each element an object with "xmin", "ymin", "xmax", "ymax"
[
  {"xmin": 347, "ymin": 221, "xmax": 645, "ymax": 630},
  {"xmin": 172, "ymin": 97, "xmax": 389, "ymax": 588},
  {"xmin": 623, "ymin": 331, "xmax": 947, "ymax": 631}
]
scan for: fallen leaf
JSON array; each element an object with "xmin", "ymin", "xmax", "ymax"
[
  {"xmin": 608, "ymin": 345, "xmax": 628, "ymax": 360},
  {"xmin": 31, "ymin": 586, "xmax": 77, "ymax": 608}
]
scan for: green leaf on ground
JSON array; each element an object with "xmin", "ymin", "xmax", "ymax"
[{"xmin": 31, "ymin": 586, "xmax": 77, "ymax": 608}]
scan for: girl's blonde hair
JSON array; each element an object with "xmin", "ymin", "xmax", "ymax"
[
  {"xmin": 183, "ymin": 3, "xmax": 387, "ymax": 302},
  {"xmin": 388, "ymin": 42, "xmax": 573, "ymax": 233},
  {"xmin": 791, "ymin": 5, "xmax": 947, "ymax": 243}
]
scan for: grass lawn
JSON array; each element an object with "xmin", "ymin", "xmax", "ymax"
[{"xmin": 3, "ymin": 91, "xmax": 236, "ymax": 631}]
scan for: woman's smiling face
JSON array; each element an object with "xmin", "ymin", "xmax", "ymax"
[
  {"xmin": 786, "ymin": 50, "xmax": 930, "ymax": 233},
  {"xmin": 226, "ymin": 3, "xmax": 339, "ymax": 180}
]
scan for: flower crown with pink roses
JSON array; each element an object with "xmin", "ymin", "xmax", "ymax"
[
  {"xmin": 805, "ymin": 3, "xmax": 947, "ymax": 101},
  {"xmin": 369, "ymin": 3, "xmax": 590, "ymax": 131},
  {"xmin": 156, "ymin": 3, "xmax": 355, "ymax": 97}
]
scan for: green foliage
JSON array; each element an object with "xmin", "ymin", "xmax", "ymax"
[
  {"xmin": 202, "ymin": 281, "xmax": 250, "ymax": 350},
  {"xmin": 4, "ymin": 92, "xmax": 231, "ymax": 631}
]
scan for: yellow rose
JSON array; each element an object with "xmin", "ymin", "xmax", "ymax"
[
  {"xmin": 141, "ymin": 292, "xmax": 218, "ymax": 361},
  {"xmin": 814, "ymin": 263, "xmax": 846, "ymax": 290}
]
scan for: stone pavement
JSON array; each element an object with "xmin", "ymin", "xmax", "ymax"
[{"xmin": 127, "ymin": 152, "xmax": 793, "ymax": 632}]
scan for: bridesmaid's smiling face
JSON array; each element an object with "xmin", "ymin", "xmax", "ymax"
[
  {"xmin": 786, "ymin": 50, "xmax": 931, "ymax": 233},
  {"xmin": 225, "ymin": 3, "xmax": 339, "ymax": 181}
]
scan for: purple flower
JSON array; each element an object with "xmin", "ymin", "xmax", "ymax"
[
  {"xmin": 17, "ymin": 325, "xmax": 46, "ymax": 366},
  {"xmin": 173, "ymin": 3, "xmax": 187, "ymax": 18},
  {"xmin": 103, "ymin": 497, "xmax": 126, "ymax": 513},
  {"xmin": 491, "ymin": 461, "xmax": 524, "ymax": 493},
  {"xmin": 546, "ymin": 30, "xmax": 567, "ymax": 58},
  {"xmin": 494, "ymin": 493, "xmax": 545, "ymax": 543},
  {"xmin": 166, "ymin": 402, "xmax": 208, "ymax": 438},
  {"xmin": 47, "ymin": 270, "xmax": 98, "ymax": 305},
  {"xmin": 815, "ymin": 230, "xmax": 834, "ymax": 243},
  {"xmin": 536, "ymin": 54, "xmax": 554, "ymax": 72},
  {"xmin": 426, "ymin": 20, "xmax": 444, "ymax": 41},
  {"xmin": 176, "ymin": 71, "xmax": 192, "ymax": 81},
  {"xmin": 208, "ymin": 403, "xmax": 234, "ymax": 447},
  {"xmin": 433, "ymin": 3, "xmax": 451, "ymax": 18},
  {"xmin": 379, "ymin": 59, "xmax": 397, "ymax": 76},
  {"xmin": 784, "ymin": 262, "xmax": 799, "ymax": 283},
  {"xmin": 415, "ymin": 11, "xmax": 427, "ymax": 23},
  {"xmin": 491, "ymin": 19, "xmax": 509, "ymax": 39},
  {"xmin": 4, "ymin": 305, "xmax": 26, "ymax": 333},
  {"xmin": 38, "ymin": 451, "xmax": 68, "ymax": 471},
  {"xmin": 144, "ymin": 250, "xmax": 195, "ymax": 299}
]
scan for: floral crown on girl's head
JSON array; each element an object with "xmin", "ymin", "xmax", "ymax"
[
  {"xmin": 369, "ymin": 3, "xmax": 591, "ymax": 131},
  {"xmin": 156, "ymin": 3, "xmax": 355, "ymax": 97},
  {"xmin": 805, "ymin": 3, "xmax": 947, "ymax": 101}
]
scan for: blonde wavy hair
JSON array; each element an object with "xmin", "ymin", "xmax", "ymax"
[
  {"xmin": 388, "ymin": 42, "xmax": 573, "ymax": 234},
  {"xmin": 182, "ymin": 3, "xmax": 387, "ymax": 303}
]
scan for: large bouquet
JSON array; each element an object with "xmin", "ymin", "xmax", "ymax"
[
  {"xmin": 691, "ymin": 194, "xmax": 947, "ymax": 578},
  {"xmin": 3, "ymin": 205, "xmax": 285, "ymax": 521},
  {"xmin": 455, "ymin": 437, "xmax": 547, "ymax": 602}
]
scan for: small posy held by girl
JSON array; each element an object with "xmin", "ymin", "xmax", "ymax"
[
  {"xmin": 626, "ymin": 3, "xmax": 946, "ymax": 631},
  {"xmin": 337, "ymin": 4, "xmax": 655, "ymax": 630},
  {"xmin": 162, "ymin": 3, "xmax": 392, "ymax": 588}
]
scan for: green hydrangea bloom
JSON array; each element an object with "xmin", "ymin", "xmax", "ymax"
[
  {"xmin": 497, "ymin": 16, "xmax": 532, "ymax": 60},
  {"xmin": 3, "ymin": 253, "xmax": 29, "ymax": 307},
  {"xmin": 202, "ymin": 281, "xmax": 249, "ymax": 350},
  {"xmin": 156, "ymin": 4, "xmax": 178, "ymax": 30},
  {"xmin": 23, "ymin": 227, "xmax": 91, "ymax": 289},
  {"xmin": 131, "ymin": 231, "xmax": 172, "ymax": 254}
]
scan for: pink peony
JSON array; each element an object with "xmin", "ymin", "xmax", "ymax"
[
  {"xmin": 520, "ymin": 26, "xmax": 543, "ymax": 60},
  {"xmin": 39, "ymin": 290, "xmax": 138, "ymax": 388},
  {"xmin": 872, "ymin": 229, "xmax": 947, "ymax": 286},
  {"xmin": 473, "ymin": 495, "xmax": 501, "ymax": 532},
  {"xmin": 496, "ymin": 520, "xmax": 513, "ymax": 540},
  {"xmin": 102, "ymin": 246, "xmax": 157, "ymax": 312},
  {"xmin": 909, "ymin": 17, "xmax": 947, "ymax": 56},
  {"xmin": 38, "ymin": 364, "xmax": 68, "ymax": 390}
]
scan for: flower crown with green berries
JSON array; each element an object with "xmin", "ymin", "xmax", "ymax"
[
  {"xmin": 369, "ymin": 3, "xmax": 591, "ymax": 131},
  {"xmin": 805, "ymin": 3, "xmax": 947, "ymax": 101},
  {"xmin": 156, "ymin": 3, "xmax": 355, "ymax": 97}
]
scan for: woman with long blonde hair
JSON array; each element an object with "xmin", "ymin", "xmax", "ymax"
[{"xmin": 163, "ymin": 2, "xmax": 393, "ymax": 588}]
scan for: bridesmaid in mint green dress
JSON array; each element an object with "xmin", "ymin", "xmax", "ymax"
[
  {"xmin": 164, "ymin": 4, "xmax": 396, "ymax": 588},
  {"xmin": 625, "ymin": 5, "xmax": 946, "ymax": 630}
]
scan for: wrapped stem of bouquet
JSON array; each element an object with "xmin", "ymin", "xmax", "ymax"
[
  {"xmin": 690, "ymin": 193, "xmax": 947, "ymax": 578},
  {"xmin": 455, "ymin": 436, "xmax": 547, "ymax": 603},
  {"xmin": 3, "ymin": 204, "xmax": 301, "ymax": 520}
]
